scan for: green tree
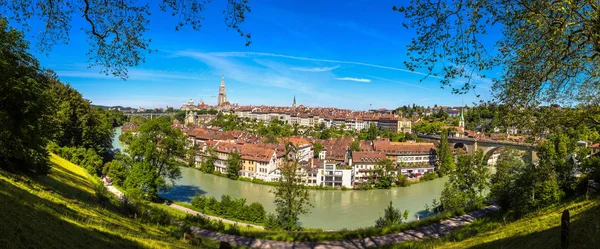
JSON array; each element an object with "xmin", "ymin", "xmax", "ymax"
[
  {"xmin": 375, "ymin": 201, "xmax": 407, "ymax": 228},
  {"xmin": 312, "ymin": 142, "xmax": 323, "ymax": 158},
  {"xmin": 105, "ymin": 156, "xmax": 130, "ymax": 187},
  {"xmin": 440, "ymin": 150, "xmax": 489, "ymax": 211},
  {"xmin": 350, "ymin": 140, "xmax": 361, "ymax": 152},
  {"xmin": 271, "ymin": 143, "xmax": 313, "ymax": 231},
  {"xmin": 124, "ymin": 117, "xmax": 187, "ymax": 199},
  {"xmin": 0, "ymin": 18, "xmax": 55, "ymax": 174},
  {"xmin": 373, "ymin": 159, "xmax": 396, "ymax": 189},
  {"xmin": 395, "ymin": 1, "xmax": 600, "ymax": 106},
  {"xmin": 367, "ymin": 123, "xmax": 379, "ymax": 140},
  {"xmin": 1, "ymin": 0, "xmax": 251, "ymax": 79},
  {"xmin": 200, "ymin": 146, "xmax": 217, "ymax": 173},
  {"xmin": 436, "ymin": 129, "xmax": 455, "ymax": 176},
  {"xmin": 226, "ymin": 150, "xmax": 242, "ymax": 180},
  {"xmin": 490, "ymin": 148, "xmax": 525, "ymax": 211}
]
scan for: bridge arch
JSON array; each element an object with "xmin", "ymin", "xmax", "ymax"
[{"xmin": 483, "ymin": 146, "xmax": 504, "ymax": 166}]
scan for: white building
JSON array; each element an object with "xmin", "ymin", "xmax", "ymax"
[{"xmin": 319, "ymin": 162, "xmax": 353, "ymax": 188}]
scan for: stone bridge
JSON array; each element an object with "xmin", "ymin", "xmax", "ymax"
[
  {"xmin": 124, "ymin": 112, "xmax": 173, "ymax": 118},
  {"xmin": 418, "ymin": 134, "xmax": 538, "ymax": 162}
]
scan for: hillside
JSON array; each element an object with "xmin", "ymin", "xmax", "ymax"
[
  {"xmin": 0, "ymin": 154, "xmax": 223, "ymax": 249},
  {"xmin": 390, "ymin": 197, "xmax": 600, "ymax": 248}
]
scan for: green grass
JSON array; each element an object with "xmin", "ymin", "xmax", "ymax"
[
  {"xmin": 383, "ymin": 197, "xmax": 600, "ymax": 249},
  {"xmin": 0, "ymin": 154, "xmax": 243, "ymax": 249}
]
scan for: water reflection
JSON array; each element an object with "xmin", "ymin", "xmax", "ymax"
[{"xmin": 162, "ymin": 167, "xmax": 447, "ymax": 230}]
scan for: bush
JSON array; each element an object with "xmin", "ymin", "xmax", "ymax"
[
  {"xmin": 355, "ymin": 182, "xmax": 373, "ymax": 190},
  {"xmin": 189, "ymin": 194, "xmax": 266, "ymax": 225},
  {"xmin": 420, "ymin": 171, "xmax": 439, "ymax": 182}
]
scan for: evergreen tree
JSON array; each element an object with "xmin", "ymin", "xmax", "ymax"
[{"xmin": 436, "ymin": 129, "xmax": 455, "ymax": 176}]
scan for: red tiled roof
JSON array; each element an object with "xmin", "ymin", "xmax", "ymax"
[{"xmin": 352, "ymin": 151, "xmax": 386, "ymax": 163}]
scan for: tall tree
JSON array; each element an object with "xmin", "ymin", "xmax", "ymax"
[
  {"xmin": 490, "ymin": 148, "xmax": 525, "ymax": 211},
  {"xmin": 226, "ymin": 150, "xmax": 241, "ymax": 179},
  {"xmin": 271, "ymin": 142, "xmax": 313, "ymax": 231},
  {"xmin": 0, "ymin": 18, "xmax": 55, "ymax": 174},
  {"xmin": 1, "ymin": 0, "xmax": 251, "ymax": 78},
  {"xmin": 124, "ymin": 117, "xmax": 187, "ymax": 199},
  {"xmin": 436, "ymin": 129, "xmax": 455, "ymax": 176},
  {"xmin": 440, "ymin": 150, "xmax": 489, "ymax": 210}
]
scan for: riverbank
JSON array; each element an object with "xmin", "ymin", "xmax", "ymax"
[
  {"xmin": 186, "ymin": 165, "xmax": 435, "ymax": 191},
  {"xmin": 163, "ymin": 167, "xmax": 448, "ymax": 230}
]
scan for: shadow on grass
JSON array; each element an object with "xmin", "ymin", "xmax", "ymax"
[
  {"xmin": 0, "ymin": 177, "xmax": 143, "ymax": 249},
  {"xmin": 470, "ymin": 201, "xmax": 600, "ymax": 249}
]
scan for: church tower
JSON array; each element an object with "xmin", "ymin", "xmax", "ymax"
[
  {"xmin": 292, "ymin": 95, "xmax": 296, "ymax": 108},
  {"xmin": 218, "ymin": 75, "xmax": 227, "ymax": 106}
]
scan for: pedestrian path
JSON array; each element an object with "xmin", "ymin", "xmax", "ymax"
[
  {"xmin": 188, "ymin": 205, "xmax": 499, "ymax": 249},
  {"xmin": 168, "ymin": 203, "xmax": 265, "ymax": 230}
]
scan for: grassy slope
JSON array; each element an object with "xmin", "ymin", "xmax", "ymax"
[
  {"xmin": 0, "ymin": 154, "xmax": 225, "ymax": 249},
  {"xmin": 388, "ymin": 198, "xmax": 600, "ymax": 249}
]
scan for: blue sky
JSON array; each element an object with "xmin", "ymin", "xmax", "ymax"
[{"xmin": 20, "ymin": 0, "xmax": 495, "ymax": 110}]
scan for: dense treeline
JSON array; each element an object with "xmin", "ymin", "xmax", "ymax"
[
  {"xmin": 0, "ymin": 18, "xmax": 55, "ymax": 174},
  {"xmin": 0, "ymin": 18, "xmax": 124, "ymax": 174},
  {"xmin": 190, "ymin": 194, "xmax": 266, "ymax": 224}
]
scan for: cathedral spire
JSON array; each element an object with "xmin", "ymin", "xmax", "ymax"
[{"xmin": 292, "ymin": 95, "xmax": 296, "ymax": 108}]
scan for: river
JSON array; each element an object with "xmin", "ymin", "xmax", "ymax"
[{"xmin": 111, "ymin": 127, "xmax": 447, "ymax": 230}]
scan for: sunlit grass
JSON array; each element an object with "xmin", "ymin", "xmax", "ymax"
[
  {"xmin": 0, "ymin": 154, "xmax": 239, "ymax": 249},
  {"xmin": 384, "ymin": 197, "xmax": 600, "ymax": 249}
]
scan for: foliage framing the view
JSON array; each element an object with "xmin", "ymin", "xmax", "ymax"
[
  {"xmin": 394, "ymin": 0, "xmax": 600, "ymax": 107},
  {"xmin": 0, "ymin": 0, "xmax": 252, "ymax": 78}
]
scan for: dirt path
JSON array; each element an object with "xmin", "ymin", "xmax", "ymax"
[
  {"xmin": 168, "ymin": 203, "xmax": 265, "ymax": 230},
  {"xmin": 188, "ymin": 205, "xmax": 499, "ymax": 249}
]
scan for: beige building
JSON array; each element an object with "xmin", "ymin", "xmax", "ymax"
[{"xmin": 397, "ymin": 119, "xmax": 412, "ymax": 134}]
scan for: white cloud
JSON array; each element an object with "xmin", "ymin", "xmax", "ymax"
[
  {"xmin": 291, "ymin": 65, "xmax": 340, "ymax": 72},
  {"xmin": 176, "ymin": 51, "xmax": 440, "ymax": 78},
  {"xmin": 335, "ymin": 77, "xmax": 371, "ymax": 83}
]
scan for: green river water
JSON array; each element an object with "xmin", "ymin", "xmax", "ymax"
[{"xmin": 112, "ymin": 127, "xmax": 447, "ymax": 230}]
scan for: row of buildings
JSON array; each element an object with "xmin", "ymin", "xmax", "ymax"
[
  {"xmin": 174, "ymin": 120, "xmax": 437, "ymax": 188},
  {"xmin": 181, "ymin": 76, "xmax": 415, "ymax": 133}
]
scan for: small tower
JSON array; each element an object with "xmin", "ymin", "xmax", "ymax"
[{"xmin": 292, "ymin": 95, "xmax": 296, "ymax": 108}]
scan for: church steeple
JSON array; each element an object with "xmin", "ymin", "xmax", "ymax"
[{"xmin": 292, "ymin": 95, "xmax": 296, "ymax": 108}]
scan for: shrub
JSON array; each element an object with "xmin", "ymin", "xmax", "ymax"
[{"xmin": 189, "ymin": 194, "xmax": 266, "ymax": 225}]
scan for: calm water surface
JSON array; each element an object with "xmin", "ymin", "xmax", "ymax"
[{"xmin": 112, "ymin": 127, "xmax": 447, "ymax": 230}]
